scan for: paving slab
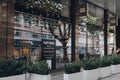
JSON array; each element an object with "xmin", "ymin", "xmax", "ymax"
[{"xmin": 51, "ymin": 71, "xmax": 120, "ymax": 80}]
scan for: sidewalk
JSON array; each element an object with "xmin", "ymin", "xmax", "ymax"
[
  {"xmin": 100, "ymin": 73, "xmax": 120, "ymax": 80},
  {"xmin": 51, "ymin": 69, "xmax": 64, "ymax": 80},
  {"xmin": 51, "ymin": 70, "xmax": 120, "ymax": 80}
]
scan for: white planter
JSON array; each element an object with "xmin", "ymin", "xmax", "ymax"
[
  {"xmin": 99, "ymin": 66, "xmax": 111, "ymax": 78},
  {"xmin": 25, "ymin": 73, "xmax": 30, "ymax": 80},
  {"xmin": 64, "ymin": 72, "xmax": 83, "ymax": 80},
  {"xmin": 83, "ymin": 69, "xmax": 99, "ymax": 80},
  {"xmin": 111, "ymin": 64, "xmax": 120, "ymax": 74},
  {"xmin": 29, "ymin": 73, "xmax": 51, "ymax": 80},
  {"xmin": 0, "ymin": 74, "xmax": 25, "ymax": 80}
]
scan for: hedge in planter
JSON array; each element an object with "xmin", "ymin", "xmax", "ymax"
[
  {"xmin": 99, "ymin": 56, "xmax": 112, "ymax": 78},
  {"xmin": 111, "ymin": 55, "xmax": 120, "ymax": 65},
  {"xmin": 64, "ymin": 62, "xmax": 83, "ymax": 80},
  {"xmin": 83, "ymin": 57, "xmax": 101, "ymax": 70},
  {"xmin": 111, "ymin": 55, "xmax": 120, "ymax": 74},
  {"xmin": 28, "ymin": 61, "xmax": 50, "ymax": 75},
  {"xmin": 82, "ymin": 57, "xmax": 100, "ymax": 80},
  {"xmin": 28, "ymin": 61, "xmax": 51, "ymax": 80},
  {"xmin": 64, "ymin": 62, "xmax": 81, "ymax": 74},
  {"xmin": 100, "ymin": 56, "xmax": 112, "ymax": 67},
  {"xmin": 0, "ymin": 60, "xmax": 26, "ymax": 77}
]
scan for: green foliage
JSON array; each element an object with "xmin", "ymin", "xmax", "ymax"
[
  {"xmin": 79, "ymin": 15, "xmax": 103, "ymax": 35},
  {"xmin": 65, "ymin": 62, "xmax": 81, "ymax": 74},
  {"xmin": 15, "ymin": 0, "xmax": 62, "ymax": 14},
  {"xmin": 27, "ymin": 61, "xmax": 50, "ymax": 75},
  {"xmin": 83, "ymin": 57, "xmax": 101, "ymax": 70},
  {"xmin": 0, "ymin": 60, "xmax": 26, "ymax": 77},
  {"xmin": 100, "ymin": 56, "xmax": 112, "ymax": 67},
  {"xmin": 111, "ymin": 55, "xmax": 120, "ymax": 65},
  {"xmin": 86, "ymin": 23, "xmax": 103, "ymax": 34}
]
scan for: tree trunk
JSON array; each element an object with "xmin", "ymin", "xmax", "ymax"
[{"xmin": 62, "ymin": 44, "xmax": 68, "ymax": 62}]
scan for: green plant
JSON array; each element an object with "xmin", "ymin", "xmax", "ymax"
[
  {"xmin": 111, "ymin": 55, "xmax": 120, "ymax": 65},
  {"xmin": 83, "ymin": 57, "xmax": 101, "ymax": 70},
  {"xmin": 100, "ymin": 56, "xmax": 112, "ymax": 67},
  {"xmin": 64, "ymin": 62, "xmax": 81, "ymax": 74},
  {"xmin": 28, "ymin": 61, "xmax": 50, "ymax": 75},
  {"xmin": 0, "ymin": 60, "xmax": 26, "ymax": 77}
]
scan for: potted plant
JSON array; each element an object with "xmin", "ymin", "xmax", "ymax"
[
  {"xmin": 83, "ymin": 57, "xmax": 100, "ymax": 80},
  {"xmin": 0, "ymin": 60, "xmax": 26, "ymax": 80},
  {"xmin": 111, "ymin": 55, "xmax": 120, "ymax": 74},
  {"xmin": 64, "ymin": 62, "xmax": 83, "ymax": 80},
  {"xmin": 28, "ymin": 61, "xmax": 51, "ymax": 80},
  {"xmin": 99, "ymin": 56, "xmax": 112, "ymax": 78}
]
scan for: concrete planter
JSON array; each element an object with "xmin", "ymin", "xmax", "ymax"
[
  {"xmin": 0, "ymin": 74, "xmax": 25, "ymax": 80},
  {"xmin": 111, "ymin": 64, "xmax": 120, "ymax": 74},
  {"xmin": 64, "ymin": 72, "xmax": 83, "ymax": 80},
  {"xmin": 83, "ymin": 69, "xmax": 99, "ymax": 80},
  {"xmin": 29, "ymin": 73, "xmax": 51, "ymax": 80},
  {"xmin": 99, "ymin": 66, "xmax": 111, "ymax": 78},
  {"xmin": 25, "ymin": 73, "xmax": 30, "ymax": 80}
]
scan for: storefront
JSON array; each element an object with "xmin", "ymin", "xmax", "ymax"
[
  {"xmin": 78, "ymin": 0, "xmax": 117, "ymax": 56},
  {"xmin": 14, "ymin": 39, "xmax": 41, "ymax": 60}
]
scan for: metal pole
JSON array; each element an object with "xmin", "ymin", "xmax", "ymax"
[
  {"xmin": 86, "ymin": 25, "xmax": 88, "ymax": 57},
  {"xmin": 71, "ymin": 0, "xmax": 76, "ymax": 62},
  {"xmin": 104, "ymin": 9, "xmax": 108, "ymax": 55},
  {"xmin": 116, "ymin": 18, "xmax": 120, "ymax": 49},
  {"xmin": 113, "ymin": 0, "xmax": 117, "ymax": 54},
  {"xmin": 71, "ymin": 0, "xmax": 79, "ymax": 62}
]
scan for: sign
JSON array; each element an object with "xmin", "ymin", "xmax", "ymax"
[
  {"xmin": 14, "ymin": 39, "xmax": 40, "ymax": 47},
  {"xmin": 110, "ymin": 17, "xmax": 116, "ymax": 26},
  {"xmin": 41, "ymin": 39, "xmax": 56, "ymax": 60},
  {"xmin": 79, "ymin": 0, "xmax": 87, "ymax": 16}
]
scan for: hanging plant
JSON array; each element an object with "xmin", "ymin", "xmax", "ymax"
[{"xmin": 80, "ymin": 15, "xmax": 103, "ymax": 33}]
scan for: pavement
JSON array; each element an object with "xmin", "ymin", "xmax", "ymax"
[
  {"xmin": 51, "ymin": 71, "xmax": 63, "ymax": 80},
  {"xmin": 100, "ymin": 73, "xmax": 120, "ymax": 80},
  {"xmin": 51, "ymin": 70, "xmax": 120, "ymax": 80}
]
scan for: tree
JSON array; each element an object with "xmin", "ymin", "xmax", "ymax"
[
  {"xmin": 15, "ymin": 0, "xmax": 62, "ymax": 15},
  {"xmin": 44, "ymin": 19, "xmax": 71, "ymax": 62}
]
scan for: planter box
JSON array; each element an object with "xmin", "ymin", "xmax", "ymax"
[
  {"xmin": 64, "ymin": 72, "xmax": 83, "ymax": 80},
  {"xmin": 83, "ymin": 69, "xmax": 99, "ymax": 80},
  {"xmin": 25, "ymin": 73, "xmax": 30, "ymax": 80},
  {"xmin": 29, "ymin": 73, "xmax": 51, "ymax": 80},
  {"xmin": 111, "ymin": 64, "xmax": 120, "ymax": 74},
  {"xmin": 99, "ymin": 66, "xmax": 111, "ymax": 78},
  {"xmin": 0, "ymin": 74, "xmax": 25, "ymax": 80}
]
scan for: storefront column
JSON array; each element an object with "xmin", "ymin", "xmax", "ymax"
[
  {"xmin": 0, "ymin": 0, "xmax": 14, "ymax": 60},
  {"xmin": 71, "ymin": 0, "xmax": 79, "ymax": 61},
  {"xmin": 104, "ymin": 9, "xmax": 108, "ymax": 55}
]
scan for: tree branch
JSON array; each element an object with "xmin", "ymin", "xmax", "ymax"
[
  {"xmin": 48, "ymin": 21, "xmax": 61, "ymax": 41},
  {"xmin": 58, "ymin": 24, "xmax": 62, "ymax": 38}
]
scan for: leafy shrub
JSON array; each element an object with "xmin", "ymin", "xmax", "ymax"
[
  {"xmin": 111, "ymin": 55, "xmax": 120, "ymax": 65},
  {"xmin": 65, "ymin": 62, "xmax": 81, "ymax": 74},
  {"xmin": 83, "ymin": 57, "xmax": 101, "ymax": 70},
  {"xmin": 100, "ymin": 56, "xmax": 112, "ymax": 67},
  {"xmin": 28, "ymin": 61, "xmax": 50, "ymax": 75},
  {"xmin": 0, "ymin": 60, "xmax": 26, "ymax": 77}
]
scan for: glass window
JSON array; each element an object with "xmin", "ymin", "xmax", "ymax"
[
  {"xmin": 24, "ymin": 14, "xmax": 31, "ymax": 26},
  {"xmin": 14, "ymin": 30, "xmax": 22, "ymax": 37},
  {"xmin": 41, "ymin": 34, "xmax": 46, "ymax": 39},
  {"xmin": 32, "ymin": 34, "xmax": 39, "ymax": 38},
  {"xmin": 31, "ymin": 17, "xmax": 39, "ymax": 27},
  {"xmin": 14, "ymin": 12, "xmax": 21, "ymax": 23},
  {"xmin": 48, "ymin": 35, "xmax": 54, "ymax": 39}
]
